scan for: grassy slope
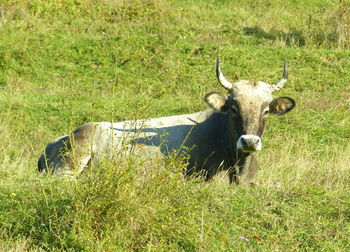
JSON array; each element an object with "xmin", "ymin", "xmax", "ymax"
[{"xmin": 0, "ymin": 0, "xmax": 350, "ymax": 250}]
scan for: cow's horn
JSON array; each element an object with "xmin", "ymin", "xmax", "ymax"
[
  {"xmin": 271, "ymin": 61, "xmax": 288, "ymax": 92},
  {"xmin": 216, "ymin": 57, "xmax": 233, "ymax": 91}
]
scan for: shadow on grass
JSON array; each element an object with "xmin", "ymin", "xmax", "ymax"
[{"xmin": 243, "ymin": 26, "xmax": 306, "ymax": 47}]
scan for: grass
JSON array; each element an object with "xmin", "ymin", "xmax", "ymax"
[{"xmin": 1, "ymin": 0, "xmax": 350, "ymax": 250}]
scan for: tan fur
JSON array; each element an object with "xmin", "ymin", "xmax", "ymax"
[
  {"xmin": 240, "ymin": 155, "xmax": 259, "ymax": 183},
  {"xmin": 205, "ymin": 92, "xmax": 228, "ymax": 112},
  {"xmin": 65, "ymin": 123, "xmax": 97, "ymax": 173}
]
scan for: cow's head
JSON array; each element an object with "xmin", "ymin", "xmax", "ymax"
[{"xmin": 205, "ymin": 57, "xmax": 295, "ymax": 153}]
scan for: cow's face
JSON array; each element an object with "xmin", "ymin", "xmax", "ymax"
[{"xmin": 205, "ymin": 58, "xmax": 295, "ymax": 153}]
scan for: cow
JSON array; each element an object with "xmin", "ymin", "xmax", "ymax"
[{"xmin": 38, "ymin": 57, "xmax": 295, "ymax": 184}]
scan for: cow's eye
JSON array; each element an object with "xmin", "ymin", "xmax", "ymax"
[{"xmin": 262, "ymin": 108, "xmax": 269, "ymax": 116}]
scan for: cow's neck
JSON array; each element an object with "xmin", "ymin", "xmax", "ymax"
[{"xmin": 198, "ymin": 111, "xmax": 249, "ymax": 167}]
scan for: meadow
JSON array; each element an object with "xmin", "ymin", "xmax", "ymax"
[{"xmin": 0, "ymin": 0, "xmax": 350, "ymax": 250}]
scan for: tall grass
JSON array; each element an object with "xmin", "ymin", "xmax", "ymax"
[{"xmin": 1, "ymin": 0, "xmax": 350, "ymax": 250}]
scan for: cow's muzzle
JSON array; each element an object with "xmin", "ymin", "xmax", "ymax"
[{"xmin": 237, "ymin": 135, "xmax": 262, "ymax": 153}]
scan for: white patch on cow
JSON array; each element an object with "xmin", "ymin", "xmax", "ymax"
[
  {"xmin": 93, "ymin": 111, "xmax": 211, "ymax": 157},
  {"xmin": 76, "ymin": 155, "xmax": 92, "ymax": 173},
  {"xmin": 237, "ymin": 135, "xmax": 262, "ymax": 152}
]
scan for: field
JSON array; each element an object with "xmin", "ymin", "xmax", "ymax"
[{"xmin": 1, "ymin": 0, "xmax": 350, "ymax": 250}]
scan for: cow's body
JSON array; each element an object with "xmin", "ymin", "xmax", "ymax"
[
  {"xmin": 38, "ymin": 110, "xmax": 258, "ymax": 182},
  {"xmin": 38, "ymin": 58, "xmax": 295, "ymax": 183}
]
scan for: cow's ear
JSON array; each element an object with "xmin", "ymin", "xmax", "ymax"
[
  {"xmin": 205, "ymin": 92, "xmax": 230, "ymax": 112},
  {"xmin": 269, "ymin": 96, "xmax": 296, "ymax": 115}
]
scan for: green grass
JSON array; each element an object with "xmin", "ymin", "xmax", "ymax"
[{"xmin": 1, "ymin": 0, "xmax": 350, "ymax": 250}]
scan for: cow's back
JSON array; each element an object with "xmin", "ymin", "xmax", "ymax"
[
  {"xmin": 38, "ymin": 111, "xmax": 211, "ymax": 176},
  {"xmin": 104, "ymin": 111, "xmax": 210, "ymax": 154}
]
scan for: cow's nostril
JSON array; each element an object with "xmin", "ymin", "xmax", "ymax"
[{"xmin": 237, "ymin": 135, "xmax": 262, "ymax": 152}]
